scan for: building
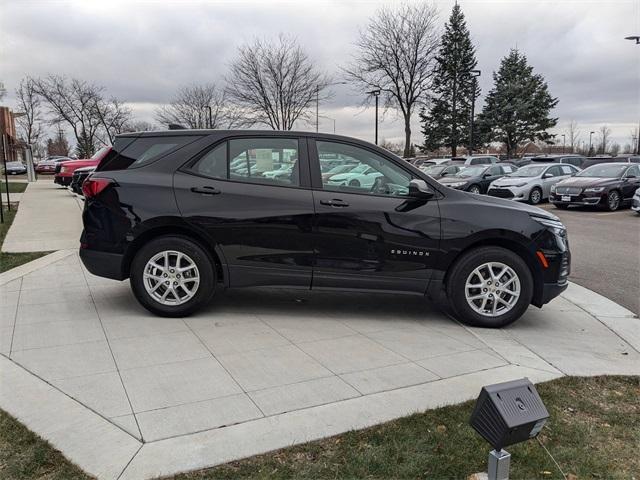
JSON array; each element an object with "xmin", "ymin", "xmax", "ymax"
[{"xmin": 0, "ymin": 106, "xmax": 25, "ymax": 162}]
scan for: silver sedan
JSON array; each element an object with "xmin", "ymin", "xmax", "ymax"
[{"xmin": 487, "ymin": 163, "xmax": 580, "ymax": 204}]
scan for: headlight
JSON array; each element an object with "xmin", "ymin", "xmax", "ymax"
[
  {"xmin": 447, "ymin": 181, "xmax": 467, "ymax": 188},
  {"xmin": 61, "ymin": 167, "xmax": 67, "ymax": 173},
  {"xmin": 583, "ymin": 187, "xmax": 605, "ymax": 194},
  {"xmin": 550, "ymin": 184, "xmax": 557, "ymax": 193},
  {"xmin": 513, "ymin": 183, "xmax": 527, "ymax": 188},
  {"xmin": 531, "ymin": 215, "xmax": 566, "ymax": 234}
]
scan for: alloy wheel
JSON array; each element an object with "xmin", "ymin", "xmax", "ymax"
[
  {"xmin": 608, "ymin": 191, "xmax": 620, "ymax": 211},
  {"xmin": 464, "ymin": 262, "xmax": 521, "ymax": 317},
  {"xmin": 143, "ymin": 250, "xmax": 200, "ymax": 305},
  {"xmin": 530, "ymin": 189, "xmax": 541, "ymax": 204},
  {"xmin": 469, "ymin": 185, "xmax": 481, "ymax": 194}
]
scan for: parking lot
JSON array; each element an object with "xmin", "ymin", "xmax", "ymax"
[
  {"xmin": 1, "ymin": 180, "xmax": 639, "ymax": 479},
  {"xmin": 537, "ymin": 202, "xmax": 639, "ymax": 315}
]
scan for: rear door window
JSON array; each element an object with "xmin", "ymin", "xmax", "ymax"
[{"xmin": 100, "ymin": 136, "xmax": 196, "ymax": 171}]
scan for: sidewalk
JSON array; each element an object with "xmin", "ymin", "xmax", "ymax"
[{"xmin": 2, "ymin": 181, "xmax": 83, "ymax": 253}]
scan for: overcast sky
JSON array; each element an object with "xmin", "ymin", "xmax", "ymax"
[{"xmin": 1, "ymin": 0, "xmax": 638, "ymax": 149}]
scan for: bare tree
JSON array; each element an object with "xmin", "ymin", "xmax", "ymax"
[
  {"xmin": 46, "ymin": 126, "xmax": 70, "ymax": 157},
  {"xmin": 124, "ymin": 120, "xmax": 156, "ymax": 132},
  {"xmin": 609, "ymin": 142, "xmax": 620, "ymax": 156},
  {"xmin": 15, "ymin": 77, "xmax": 44, "ymax": 147},
  {"xmin": 32, "ymin": 75, "xmax": 104, "ymax": 157},
  {"xmin": 344, "ymin": 3, "xmax": 440, "ymax": 157},
  {"xmin": 598, "ymin": 125, "xmax": 611, "ymax": 154},
  {"xmin": 0, "ymin": 81, "xmax": 6, "ymax": 101},
  {"xmin": 566, "ymin": 120, "xmax": 580, "ymax": 153},
  {"xmin": 226, "ymin": 35, "xmax": 329, "ymax": 130},
  {"xmin": 93, "ymin": 97, "xmax": 132, "ymax": 145},
  {"xmin": 155, "ymin": 83, "xmax": 239, "ymax": 129}
]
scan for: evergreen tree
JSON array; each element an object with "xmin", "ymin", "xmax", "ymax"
[
  {"xmin": 477, "ymin": 49, "xmax": 558, "ymax": 157},
  {"xmin": 420, "ymin": 4, "xmax": 478, "ymax": 156}
]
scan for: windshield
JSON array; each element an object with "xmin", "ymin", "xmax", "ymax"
[
  {"xmin": 509, "ymin": 165, "xmax": 547, "ymax": 177},
  {"xmin": 454, "ymin": 166, "xmax": 486, "ymax": 177},
  {"xmin": 7, "ymin": 162, "xmax": 23, "ymax": 167},
  {"xmin": 577, "ymin": 164, "xmax": 627, "ymax": 178},
  {"xmin": 422, "ymin": 165, "xmax": 446, "ymax": 175}
]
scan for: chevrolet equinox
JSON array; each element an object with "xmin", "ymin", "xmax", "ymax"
[{"xmin": 80, "ymin": 131, "xmax": 570, "ymax": 328}]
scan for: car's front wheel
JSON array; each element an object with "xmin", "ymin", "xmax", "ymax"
[
  {"xmin": 468, "ymin": 184, "xmax": 481, "ymax": 194},
  {"xmin": 528, "ymin": 187, "xmax": 542, "ymax": 205},
  {"xmin": 446, "ymin": 246, "xmax": 533, "ymax": 328},
  {"xmin": 604, "ymin": 190, "xmax": 621, "ymax": 211},
  {"xmin": 130, "ymin": 236, "xmax": 215, "ymax": 317}
]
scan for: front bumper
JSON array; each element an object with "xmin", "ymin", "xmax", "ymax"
[
  {"xmin": 79, "ymin": 247, "xmax": 127, "ymax": 280},
  {"xmin": 540, "ymin": 281, "xmax": 568, "ymax": 305},
  {"xmin": 54, "ymin": 175, "xmax": 72, "ymax": 186},
  {"xmin": 488, "ymin": 185, "xmax": 530, "ymax": 201},
  {"xmin": 549, "ymin": 192, "xmax": 605, "ymax": 206},
  {"xmin": 632, "ymin": 197, "xmax": 640, "ymax": 212}
]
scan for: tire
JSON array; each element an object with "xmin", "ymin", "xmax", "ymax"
[
  {"xmin": 528, "ymin": 187, "xmax": 542, "ymax": 205},
  {"xmin": 468, "ymin": 184, "xmax": 481, "ymax": 194},
  {"xmin": 130, "ymin": 235, "xmax": 216, "ymax": 317},
  {"xmin": 446, "ymin": 246, "xmax": 533, "ymax": 328},
  {"xmin": 349, "ymin": 179, "xmax": 361, "ymax": 187},
  {"xmin": 604, "ymin": 190, "xmax": 620, "ymax": 211},
  {"xmin": 554, "ymin": 203, "xmax": 568, "ymax": 210}
]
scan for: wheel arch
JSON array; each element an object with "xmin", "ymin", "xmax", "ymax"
[
  {"xmin": 123, "ymin": 224, "xmax": 227, "ymax": 286},
  {"xmin": 442, "ymin": 237, "xmax": 544, "ymax": 306}
]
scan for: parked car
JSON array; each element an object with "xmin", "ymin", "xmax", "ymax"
[
  {"xmin": 438, "ymin": 164, "xmax": 514, "ymax": 194},
  {"xmin": 325, "ymin": 163, "xmax": 382, "ymax": 188},
  {"xmin": 488, "ymin": 163, "xmax": 580, "ymax": 204},
  {"xmin": 2, "ymin": 161, "xmax": 27, "ymax": 175},
  {"xmin": 550, "ymin": 163, "xmax": 640, "ymax": 211},
  {"xmin": 448, "ymin": 155, "xmax": 500, "ymax": 166},
  {"xmin": 580, "ymin": 155, "xmax": 640, "ymax": 170},
  {"xmin": 530, "ymin": 154, "xmax": 587, "ymax": 169},
  {"xmin": 503, "ymin": 157, "xmax": 533, "ymax": 167},
  {"xmin": 35, "ymin": 156, "xmax": 73, "ymax": 173},
  {"xmin": 70, "ymin": 166, "xmax": 96, "ymax": 195},
  {"xmin": 632, "ymin": 188, "xmax": 640, "ymax": 215},
  {"xmin": 419, "ymin": 163, "xmax": 462, "ymax": 180},
  {"xmin": 321, "ymin": 163, "xmax": 358, "ymax": 182},
  {"xmin": 55, "ymin": 147, "xmax": 111, "ymax": 186},
  {"xmin": 80, "ymin": 130, "xmax": 570, "ymax": 328}
]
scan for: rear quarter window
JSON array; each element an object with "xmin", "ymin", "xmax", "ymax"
[{"xmin": 99, "ymin": 136, "xmax": 197, "ymax": 171}]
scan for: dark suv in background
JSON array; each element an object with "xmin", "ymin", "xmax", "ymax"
[{"xmin": 80, "ymin": 131, "xmax": 570, "ymax": 328}]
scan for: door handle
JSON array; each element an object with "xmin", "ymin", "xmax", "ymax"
[
  {"xmin": 320, "ymin": 199, "xmax": 349, "ymax": 207},
  {"xmin": 191, "ymin": 186, "xmax": 221, "ymax": 195}
]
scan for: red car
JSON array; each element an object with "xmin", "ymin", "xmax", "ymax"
[
  {"xmin": 54, "ymin": 147, "xmax": 111, "ymax": 186},
  {"xmin": 36, "ymin": 156, "xmax": 72, "ymax": 174}
]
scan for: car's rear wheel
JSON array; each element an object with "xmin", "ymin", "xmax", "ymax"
[
  {"xmin": 528, "ymin": 187, "xmax": 542, "ymax": 204},
  {"xmin": 130, "ymin": 236, "xmax": 215, "ymax": 317},
  {"xmin": 446, "ymin": 246, "xmax": 533, "ymax": 328},
  {"xmin": 604, "ymin": 190, "xmax": 620, "ymax": 211},
  {"xmin": 468, "ymin": 184, "xmax": 481, "ymax": 194}
]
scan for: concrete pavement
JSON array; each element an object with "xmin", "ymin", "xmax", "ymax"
[
  {"xmin": 0, "ymin": 249, "xmax": 638, "ymax": 480},
  {"xmin": 2, "ymin": 180, "xmax": 83, "ymax": 253}
]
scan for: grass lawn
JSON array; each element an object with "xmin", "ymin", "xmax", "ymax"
[
  {"xmin": 1, "ymin": 376, "xmax": 638, "ymax": 480},
  {"xmin": 0, "ymin": 181, "xmax": 28, "ymax": 194},
  {"xmin": 0, "ymin": 207, "xmax": 51, "ymax": 273}
]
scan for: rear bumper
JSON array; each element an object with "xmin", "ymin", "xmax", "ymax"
[
  {"xmin": 79, "ymin": 248, "xmax": 127, "ymax": 280},
  {"xmin": 54, "ymin": 175, "xmax": 72, "ymax": 186}
]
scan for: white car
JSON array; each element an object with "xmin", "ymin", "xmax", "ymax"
[
  {"xmin": 632, "ymin": 187, "xmax": 640, "ymax": 215},
  {"xmin": 488, "ymin": 163, "xmax": 580, "ymax": 204},
  {"xmin": 326, "ymin": 164, "xmax": 382, "ymax": 188}
]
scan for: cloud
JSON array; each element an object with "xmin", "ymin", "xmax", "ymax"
[{"xmin": 1, "ymin": 0, "xmax": 638, "ymax": 148}]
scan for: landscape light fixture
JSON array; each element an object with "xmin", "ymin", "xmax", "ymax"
[
  {"xmin": 624, "ymin": 35, "xmax": 640, "ymax": 44},
  {"xmin": 469, "ymin": 378, "xmax": 549, "ymax": 480},
  {"xmin": 367, "ymin": 89, "xmax": 382, "ymax": 145}
]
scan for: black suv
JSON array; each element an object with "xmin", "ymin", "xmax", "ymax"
[{"xmin": 80, "ymin": 131, "xmax": 570, "ymax": 328}]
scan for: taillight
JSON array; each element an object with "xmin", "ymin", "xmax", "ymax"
[{"xmin": 82, "ymin": 177, "xmax": 113, "ymax": 198}]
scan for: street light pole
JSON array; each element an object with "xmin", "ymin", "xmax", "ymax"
[
  {"xmin": 367, "ymin": 89, "xmax": 381, "ymax": 145},
  {"xmin": 624, "ymin": 36, "xmax": 639, "ymax": 153},
  {"xmin": 561, "ymin": 134, "xmax": 566, "ymax": 153},
  {"xmin": 468, "ymin": 70, "xmax": 481, "ymax": 154},
  {"xmin": 316, "ymin": 86, "xmax": 319, "ymax": 133},
  {"xmin": 589, "ymin": 131, "xmax": 595, "ymax": 155}
]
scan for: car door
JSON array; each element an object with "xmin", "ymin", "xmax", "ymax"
[
  {"xmin": 540, "ymin": 165, "xmax": 561, "ymax": 197},
  {"xmin": 309, "ymin": 139, "xmax": 441, "ymax": 293},
  {"xmin": 479, "ymin": 165, "xmax": 503, "ymax": 193},
  {"xmin": 173, "ymin": 136, "xmax": 315, "ymax": 288},
  {"xmin": 621, "ymin": 165, "xmax": 640, "ymax": 200}
]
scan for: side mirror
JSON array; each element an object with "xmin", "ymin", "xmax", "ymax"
[
  {"xmin": 441, "ymin": 171, "xmax": 449, "ymax": 177},
  {"xmin": 483, "ymin": 173, "xmax": 492, "ymax": 179},
  {"xmin": 408, "ymin": 179, "xmax": 435, "ymax": 199},
  {"xmin": 542, "ymin": 173, "xmax": 553, "ymax": 179},
  {"xmin": 625, "ymin": 174, "xmax": 637, "ymax": 179}
]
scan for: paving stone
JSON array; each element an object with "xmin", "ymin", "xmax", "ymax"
[{"xmin": 340, "ymin": 362, "xmax": 438, "ymax": 395}]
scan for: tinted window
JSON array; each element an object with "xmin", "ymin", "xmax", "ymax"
[
  {"xmin": 317, "ymin": 141, "xmax": 412, "ymax": 197},
  {"xmin": 546, "ymin": 166, "xmax": 562, "ymax": 176},
  {"xmin": 501, "ymin": 165, "xmax": 516, "ymax": 173},
  {"xmin": 229, "ymin": 138, "xmax": 299, "ymax": 186},
  {"xmin": 100, "ymin": 136, "xmax": 194, "ymax": 171},
  {"xmin": 488, "ymin": 165, "xmax": 501, "ymax": 175},
  {"xmin": 560, "ymin": 165, "xmax": 575, "ymax": 175},
  {"xmin": 625, "ymin": 165, "xmax": 640, "ymax": 176},
  {"xmin": 192, "ymin": 143, "xmax": 227, "ymax": 179}
]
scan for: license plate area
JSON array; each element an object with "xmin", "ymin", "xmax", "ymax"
[{"xmin": 561, "ymin": 196, "xmax": 571, "ymax": 202}]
